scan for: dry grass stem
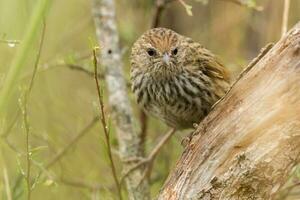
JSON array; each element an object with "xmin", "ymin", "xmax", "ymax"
[{"xmin": 282, "ymin": 0, "xmax": 290, "ymax": 37}]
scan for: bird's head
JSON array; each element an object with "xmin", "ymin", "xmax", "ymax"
[{"xmin": 131, "ymin": 28, "xmax": 187, "ymax": 78}]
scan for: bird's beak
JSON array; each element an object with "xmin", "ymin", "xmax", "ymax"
[{"xmin": 162, "ymin": 53, "xmax": 170, "ymax": 65}]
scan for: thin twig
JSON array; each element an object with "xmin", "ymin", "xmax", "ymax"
[
  {"xmin": 93, "ymin": 47, "xmax": 122, "ymax": 200},
  {"xmin": 20, "ymin": 96, "xmax": 31, "ymax": 200},
  {"xmin": 66, "ymin": 63, "xmax": 131, "ymax": 87},
  {"xmin": 45, "ymin": 116, "xmax": 99, "ymax": 168},
  {"xmin": 151, "ymin": 0, "xmax": 175, "ymax": 28},
  {"xmin": 60, "ymin": 177, "xmax": 105, "ymax": 191},
  {"xmin": 282, "ymin": 0, "xmax": 290, "ymax": 37},
  {"xmin": 139, "ymin": 110, "xmax": 148, "ymax": 152},
  {"xmin": 27, "ymin": 22, "xmax": 46, "ymax": 93},
  {"xmin": 67, "ymin": 64, "xmax": 104, "ymax": 78},
  {"xmin": 31, "ymin": 158, "xmax": 108, "ymax": 193},
  {"xmin": 149, "ymin": 128, "xmax": 176, "ymax": 160},
  {"xmin": 20, "ymin": 20, "xmax": 46, "ymax": 200},
  {"xmin": 21, "ymin": 50, "xmax": 91, "ymax": 79},
  {"xmin": 120, "ymin": 128, "xmax": 176, "ymax": 184}
]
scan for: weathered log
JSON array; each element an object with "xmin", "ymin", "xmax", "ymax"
[{"xmin": 158, "ymin": 22, "xmax": 300, "ymax": 200}]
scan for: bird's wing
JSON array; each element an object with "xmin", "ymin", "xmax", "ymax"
[{"xmin": 195, "ymin": 46, "xmax": 230, "ymax": 82}]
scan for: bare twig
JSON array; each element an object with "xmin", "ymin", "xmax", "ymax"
[
  {"xmin": 139, "ymin": 111, "xmax": 148, "ymax": 151},
  {"xmin": 27, "ymin": 22, "xmax": 46, "ymax": 93},
  {"xmin": 5, "ymin": 116, "xmax": 99, "ymax": 194},
  {"xmin": 91, "ymin": 0, "xmax": 150, "ymax": 198},
  {"xmin": 30, "ymin": 158, "xmax": 108, "ymax": 194},
  {"xmin": 14, "ymin": 115, "xmax": 99, "ymax": 198},
  {"xmin": 67, "ymin": 64, "xmax": 104, "ymax": 78},
  {"xmin": 151, "ymin": 0, "xmax": 175, "ymax": 28},
  {"xmin": 19, "ymin": 20, "xmax": 46, "ymax": 200},
  {"xmin": 21, "ymin": 50, "xmax": 91, "ymax": 79},
  {"xmin": 121, "ymin": 128, "xmax": 176, "ymax": 184},
  {"xmin": 66, "ymin": 63, "xmax": 131, "ymax": 87},
  {"xmin": 60, "ymin": 177, "xmax": 105, "ymax": 191},
  {"xmin": 147, "ymin": 128, "xmax": 176, "ymax": 162},
  {"xmin": 282, "ymin": 0, "xmax": 290, "ymax": 37},
  {"xmin": 20, "ymin": 95, "xmax": 32, "ymax": 200},
  {"xmin": 45, "ymin": 116, "xmax": 99, "ymax": 169},
  {"xmin": 93, "ymin": 47, "xmax": 122, "ymax": 200}
]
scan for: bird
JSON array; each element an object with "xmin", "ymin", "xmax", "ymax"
[{"xmin": 130, "ymin": 28, "xmax": 230, "ymax": 130}]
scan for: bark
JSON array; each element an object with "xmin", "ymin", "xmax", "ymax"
[
  {"xmin": 91, "ymin": 0, "xmax": 150, "ymax": 199},
  {"xmin": 158, "ymin": 22, "xmax": 300, "ymax": 200}
]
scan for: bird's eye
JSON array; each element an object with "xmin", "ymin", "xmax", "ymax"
[
  {"xmin": 172, "ymin": 48, "xmax": 178, "ymax": 55},
  {"xmin": 147, "ymin": 48, "xmax": 156, "ymax": 56}
]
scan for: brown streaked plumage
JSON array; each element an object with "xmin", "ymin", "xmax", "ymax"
[{"xmin": 130, "ymin": 28, "xmax": 230, "ymax": 129}]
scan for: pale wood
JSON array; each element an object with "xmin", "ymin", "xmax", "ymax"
[
  {"xmin": 91, "ymin": 0, "xmax": 150, "ymax": 199},
  {"xmin": 158, "ymin": 22, "xmax": 300, "ymax": 200}
]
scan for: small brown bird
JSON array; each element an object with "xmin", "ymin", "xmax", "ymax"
[{"xmin": 131, "ymin": 28, "xmax": 230, "ymax": 129}]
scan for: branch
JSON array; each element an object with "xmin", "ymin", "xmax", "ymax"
[
  {"xmin": 45, "ymin": 116, "xmax": 99, "ymax": 169},
  {"xmin": 67, "ymin": 64, "xmax": 104, "ymax": 79},
  {"xmin": 120, "ymin": 128, "xmax": 176, "ymax": 184},
  {"xmin": 19, "ymin": 20, "xmax": 46, "ymax": 200},
  {"xmin": 91, "ymin": 0, "xmax": 150, "ymax": 198},
  {"xmin": 158, "ymin": 21, "xmax": 300, "ymax": 199},
  {"xmin": 65, "ymin": 63, "xmax": 131, "ymax": 87},
  {"xmin": 93, "ymin": 47, "xmax": 122, "ymax": 200},
  {"xmin": 151, "ymin": 0, "xmax": 175, "ymax": 28}
]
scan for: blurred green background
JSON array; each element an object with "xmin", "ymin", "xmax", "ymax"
[{"xmin": 0, "ymin": 0, "xmax": 299, "ymax": 199}]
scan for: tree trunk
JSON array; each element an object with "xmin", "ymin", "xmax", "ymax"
[{"xmin": 158, "ymin": 22, "xmax": 300, "ymax": 200}]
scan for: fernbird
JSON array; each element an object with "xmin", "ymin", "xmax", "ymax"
[{"xmin": 130, "ymin": 28, "xmax": 230, "ymax": 129}]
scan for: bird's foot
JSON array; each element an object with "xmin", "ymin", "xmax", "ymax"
[{"xmin": 181, "ymin": 131, "xmax": 194, "ymax": 147}]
